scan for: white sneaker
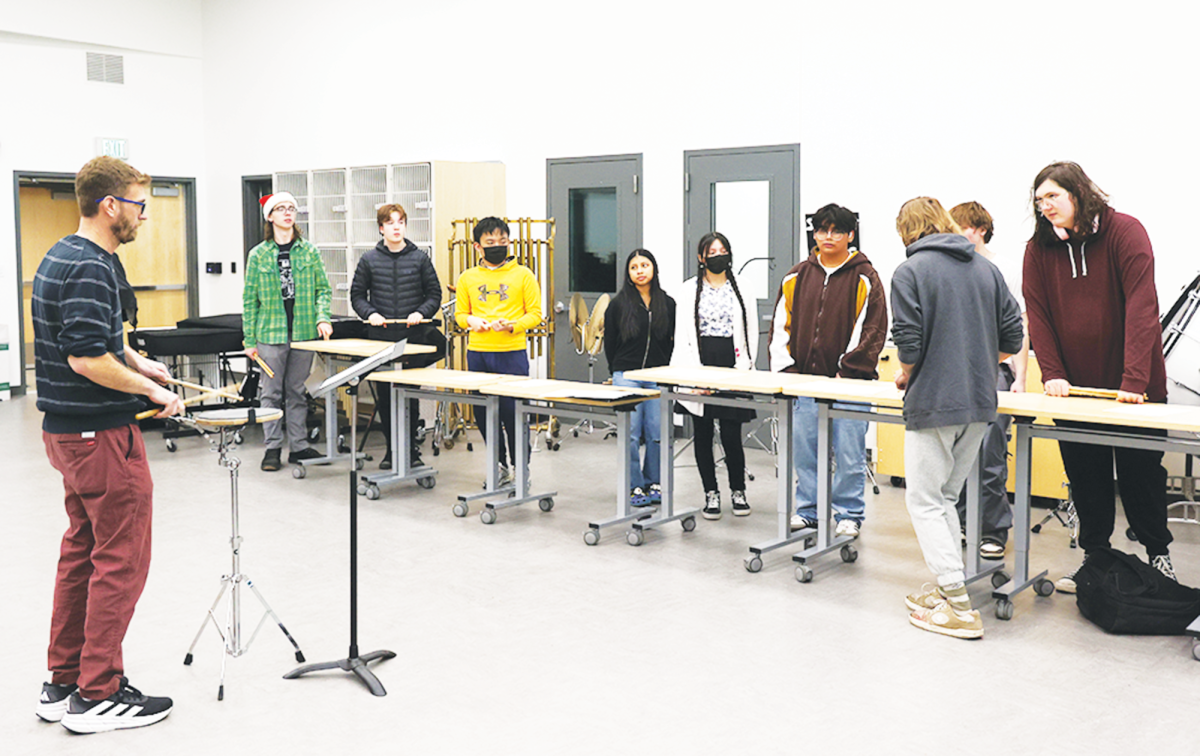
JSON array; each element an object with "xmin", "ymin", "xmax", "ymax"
[
  {"xmin": 790, "ymin": 514, "xmax": 816, "ymax": 532},
  {"xmin": 835, "ymin": 519, "xmax": 860, "ymax": 538},
  {"xmin": 1152, "ymin": 554, "xmax": 1178, "ymax": 582},
  {"xmin": 702, "ymin": 491, "xmax": 722, "ymax": 520},
  {"xmin": 1055, "ymin": 561, "xmax": 1084, "ymax": 594}
]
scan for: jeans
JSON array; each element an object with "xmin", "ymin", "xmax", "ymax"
[
  {"xmin": 792, "ymin": 396, "xmax": 869, "ymax": 523},
  {"xmin": 612, "ymin": 372, "xmax": 661, "ymax": 490}
]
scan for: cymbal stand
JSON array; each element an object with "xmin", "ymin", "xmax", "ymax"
[
  {"xmin": 183, "ymin": 420, "xmax": 306, "ymax": 701},
  {"xmin": 566, "ymin": 348, "xmax": 617, "ymax": 440}
]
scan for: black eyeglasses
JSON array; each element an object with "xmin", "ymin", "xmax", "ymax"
[{"xmin": 95, "ymin": 196, "xmax": 147, "ymax": 211}]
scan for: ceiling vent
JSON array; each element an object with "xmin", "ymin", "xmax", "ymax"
[{"xmin": 86, "ymin": 52, "xmax": 124, "ymax": 84}]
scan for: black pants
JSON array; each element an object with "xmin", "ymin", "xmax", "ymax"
[
  {"xmin": 369, "ymin": 323, "xmax": 447, "ymax": 454},
  {"xmin": 693, "ymin": 416, "xmax": 746, "ymax": 492},
  {"xmin": 1056, "ymin": 421, "xmax": 1172, "ymax": 556}
]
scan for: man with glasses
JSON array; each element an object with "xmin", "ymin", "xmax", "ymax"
[
  {"xmin": 769, "ymin": 203, "xmax": 888, "ymax": 537},
  {"xmin": 33, "ymin": 156, "xmax": 182, "ymax": 732},
  {"xmin": 243, "ymin": 191, "xmax": 333, "ymax": 471},
  {"xmin": 1023, "ymin": 162, "xmax": 1176, "ymax": 591}
]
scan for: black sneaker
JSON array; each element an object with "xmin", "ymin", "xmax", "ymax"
[
  {"xmin": 731, "ymin": 490, "xmax": 751, "ymax": 516},
  {"xmin": 380, "ymin": 451, "xmax": 392, "ymax": 470},
  {"xmin": 410, "ymin": 449, "xmax": 425, "ymax": 468},
  {"xmin": 702, "ymin": 490, "xmax": 722, "ymax": 520},
  {"xmin": 60, "ymin": 677, "xmax": 172, "ymax": 734},
  {"xmin": 261, "ymin": 448, "xmax": 282, "ymax": 472},
  {"xmin": 37, "ymin": 681, "xmax": 77, "ymax": 722},
  {"xmin": 288, "ymin": 447, "xmax": 327, "ymax": 465}
]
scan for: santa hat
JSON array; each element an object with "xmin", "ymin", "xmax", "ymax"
[{"xmin": 260, "ymin": 192, "xmax": 298, "ymax": 220}]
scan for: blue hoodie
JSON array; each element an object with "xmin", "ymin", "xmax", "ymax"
[{"xmin": 890, "ymin": 233, "xmax": 1024, "ymax": 431}]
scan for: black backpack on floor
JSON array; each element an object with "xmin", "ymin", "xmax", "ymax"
[{"xmin": 1074, "ymin": 547, "xmax": 1200, "ymax": 635}]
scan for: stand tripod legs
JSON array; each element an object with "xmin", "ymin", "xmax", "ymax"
[
  {"xmin": 183, "ymin": 573, "xmax": 306, "ymax": 700},
  {"xmin": 283, "ymin": 649, "xmax": 397, "ymax": 696}
]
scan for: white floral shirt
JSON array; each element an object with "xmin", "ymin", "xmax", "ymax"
[{"xmin": 698, "ymin": 280, "xmax": 736, "ymax": 337}]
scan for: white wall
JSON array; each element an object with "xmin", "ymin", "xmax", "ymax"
[
  {"xmin": 0, "ymin": 0, "xmax": 205, "ymax": 388},
  {"xmin": 6, "ymin": 0, "xmax": 1198, "ymax": 387}
]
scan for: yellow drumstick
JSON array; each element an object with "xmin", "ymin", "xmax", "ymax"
[
  {"xmin": 164, "ymin": 377, "xmax": 241, "ymax": 401},
  {"xmin": 251, "ymin": 352, "xmax": 275, "ymax": 378},
  {"xmin": 135, "ymin": 390, "xmax": 221, "ymax": 421}
]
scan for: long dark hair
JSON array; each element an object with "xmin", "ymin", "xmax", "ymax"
[
  {"xmin": 1030, "ymin": 161, "xmax": 1109, "ymax": 246},
  {"xmin": 263, "ymin": 220, "xmax": 304, "ymax": 243},
  {"xmin": 616, "ymin": 249, "xmax": 671, "ymax": 343},
  {"xmin": 694, "ymin": 232, "xmax": 752, "ymax": 359}
]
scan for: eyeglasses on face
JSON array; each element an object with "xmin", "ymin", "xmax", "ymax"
[
  {"xmin": 814, "ymin": 228, "xmax": 846, "ymax": 240},
  {"xmin": 272, "ymin": 205, "xmax": 298, "ymax": 215},
  {"xmin": 95, "ymin": 196, "xmax": 147, "ymax": 211}
]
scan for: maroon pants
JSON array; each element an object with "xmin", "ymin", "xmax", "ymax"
[{"xmin": 43, "ymin": 425, "xmax": 154, "ymax": 700}]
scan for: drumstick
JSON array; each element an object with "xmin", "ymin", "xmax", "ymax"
[
  {"xmin": 1067, "ymin": 386, "xmax": 1148, "ymax": 400},
  {"xmin": 251, "ymin": 352, "xmax": 275, "ymax": 378},
  {"xmin": 365, "ymin": 318, "xmax": 433, "ymax": 325},
  {"xmin": 135, "ymin": 390, "xmax": 220, "ymax": 420},
  {"xmin": 165, "ymin": 377, "xmax": 241, "ymax": 401}
]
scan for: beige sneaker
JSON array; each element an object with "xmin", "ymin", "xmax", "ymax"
[
  {"xmin": 904, "ymin": 583, "xmax": 946, "ymax": 612},
  {"xmin": 909, "ymin": 600, "xmax": 983, "ymax": 639}
]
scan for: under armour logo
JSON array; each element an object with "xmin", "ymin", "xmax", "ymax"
[{"xmin": 478, "ymin": 283, "xmax": 509, "ymax": 302}]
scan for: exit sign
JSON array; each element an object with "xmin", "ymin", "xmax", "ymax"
[{"xmin": 95, "ymin": 138, "xmax": 129, "ymax": 160}]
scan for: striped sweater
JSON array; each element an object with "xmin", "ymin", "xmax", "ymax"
[{"xmin": 32, "ymin": 235, "xmax": 141, "ymax": 432}]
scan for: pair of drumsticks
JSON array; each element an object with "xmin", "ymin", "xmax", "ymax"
[{"xmin": 135, "ymin": 378, "xmax": 244, "ymax": 421}]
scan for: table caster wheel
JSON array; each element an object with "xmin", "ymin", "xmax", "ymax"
[
  {"xmin": 292, "ymin": 465, "xmax": 307, "ymax": 479},
  {"xmin": 1192, "ymin": 642, "xmax": 1200, "ymax": 662},
  {"xmin": 357, "ymin": 482, "xmax": 368, "ymax": 495},
  {"xmin": 355, "ymin": 457, "xmax": 365, "ymax": 471},
  {"xmin": 365, "ymin": 485, "xmax": 380, "ymax": 501},
  {"xmin": 583, "ymin": 529, "xmax": 600, "ymax": 546},
  {"xmin": 480, "ymin": 509, "xmax": 497, "ymax": 525},
  {"xmin": 744, "ymin": 555, "xmax": 763, "ymax": 573},
  {"xmin": 538, "ymin": 497, "xmax": 554, "ymax": 512},
  {"xmin": 1034, "ymin": 577, "xmax": 1056, "ymax": 597},
  {"xmin": 452, "ymin": 501, "xmax": 468, "ymax": 518},
  {"xmin": 795, "ymin": 565, "xmax": 814, "ymax": 583},
  {"xmin": 995, "ymin": 599, "xmax": 1014, "ymax": 620},
  {"xmin": 626, "ymin": 529, "xmax": 644, "ymax": 547},
  {"xmin": 991, "ymin": 570, "xmax": 1011, "ymax": 590},
  {"xmin": 681, "ymin": 516, "xmax": 696, "ymax": 533},
  {"xmin": 165, "ymin": 439, "xmax": 177, "ymax": 452},
  {"xmin": 840, "ymin": 545, "xmax": 858, "ymax": 563},
  {"xmin": 233, "ymin": 431, "xmax": 244, "ymax": 445},
  {"xmin": 417, "ymin": 476, "xmax": 436, "ymax": 490}
]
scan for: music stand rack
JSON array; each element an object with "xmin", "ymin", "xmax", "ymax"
[{"xmin": 283, "ymin": 338, "xmax": 408, "ymax": 696}]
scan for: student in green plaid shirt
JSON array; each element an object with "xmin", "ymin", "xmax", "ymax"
[{"xmin": 243, "ymin": 191, "xmax": 333, "ymax": 471}]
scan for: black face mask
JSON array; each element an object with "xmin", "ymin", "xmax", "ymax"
[
  {"xmin": 704, "ymin": 254, "xmax": 730, "ymax": 275},
  {"xmin": 482, "ymin": 245, "xmax": 508, "ymax": 265}
]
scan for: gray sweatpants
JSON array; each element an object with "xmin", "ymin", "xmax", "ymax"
[
  {"xmin": 904, "ymin": 422, "xmax": 989, "ymax": 586},
  {"xmin": 257, "ymin": 342, "xmax": 315, "ymax": 453}
]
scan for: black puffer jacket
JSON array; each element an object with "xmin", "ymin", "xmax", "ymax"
[{"xmin": 350, "ymin": 239, "xmax": 442, "ymax": 333}]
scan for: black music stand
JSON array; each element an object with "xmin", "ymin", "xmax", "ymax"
[{"xmin": 283, "ymin": 339, "xmax": 407, "ymax": 696}]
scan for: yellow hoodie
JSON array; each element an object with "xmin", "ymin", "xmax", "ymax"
[{"xmin": 454, "ymin": 259, "xmax": 543, "ymax": 352}]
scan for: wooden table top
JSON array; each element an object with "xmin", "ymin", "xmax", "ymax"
[
  {"xmin": 479, "ymin": 378, "xmax": 659, "ymax": 407},
  {"xmin": 997, "ymin": 391, "xmax": 1200, "ymax": 433},
  {"xmin": 366, "ymin": 368, "xmax": 524, "ymax": 391},
  {"xmin": 622, "ymin": 365, "xmax": 819, "ymax": 394},
  {"xmin": 780, "ymin": 377, "xmax": 906, "ymax": 408},
  {"xmin": 290, "ymin": 338, "xmax": 437, "ymax": 358}
]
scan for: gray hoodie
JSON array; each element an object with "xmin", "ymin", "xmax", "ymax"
[{"xmin": 890, "ymin": 233, "xmax": 1024, "ymax": 431}]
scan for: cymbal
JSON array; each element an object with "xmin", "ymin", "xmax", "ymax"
[
  {"xmin": 585, "ymin": 293, "xmax": 610, "ymax": 355},
  {"xmin": 569, "ymin": 293, "xmax": 587, "ymax": 352}
]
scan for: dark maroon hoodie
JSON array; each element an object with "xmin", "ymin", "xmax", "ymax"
[{"xmin": 1023, "ymin": 207, "xmax": 1167, "ymax": 401}]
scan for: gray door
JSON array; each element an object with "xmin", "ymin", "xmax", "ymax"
[
  {"xmin": 683, "ymin": 145, "xmax": 801, "ymax": 369},
  {"xmin": 547, "ymin": 154, "xmax": 642, "ymax": 382}
]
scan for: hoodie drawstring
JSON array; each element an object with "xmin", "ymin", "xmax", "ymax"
[{"xmin": 1066, "ymin": 241, "xmax": 1089, "ymax": 279}]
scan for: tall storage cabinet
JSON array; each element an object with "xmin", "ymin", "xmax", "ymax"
[{"xmin": 274, "ymin": 161, "xmax": 505, "ymax": 317}]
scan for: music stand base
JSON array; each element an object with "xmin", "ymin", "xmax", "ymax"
[{"xmin": 283, "ymin": 649, "xmax": 397, "ymax": 696}]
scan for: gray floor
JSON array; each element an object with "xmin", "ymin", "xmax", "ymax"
[{"xmin": 4, "ymin": 394, "xmax": 1197, "ymax": 755}]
